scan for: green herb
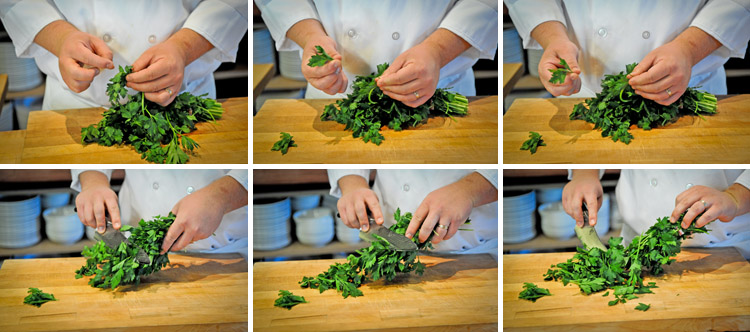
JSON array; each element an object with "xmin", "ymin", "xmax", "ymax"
[
  {"xmin": 518, "ymin": 282, "xmax": 551, "ymax": 302},
  {"xmin": 274, "ymin": 290, "xmax": 308, "ymax": 309},
  {"xmin": 520, "ymin": 131, "xmax": 545, "ymax": 154},
  {"xmin": 548, "ymin": 59, "xmax": 572, "ymax": 84},
  {"xmin": 81, "ymin": 65, "xmax": 224, "ymax": 163},
  {"xmin": 570, "ymin": 63, "xmax": 717, "ymax": 144},
  {"xmin": 271, "ymin": 132, "xmax": 297, "ymax": 155},
  {"xmin": 635, "ymin": 303, "xmax": 651, "ymax": 311},
  {"xmin": 75, "ymin": 213, "xmax": 175, "ymax": 290},
  {"xmin": 307, "ymin": 45, "xmax": 334, "ymax": 67},
  {"xmin": 23, "ymin": 288, "xmax": 57, "ymax": 307},
  {"xmin": 320, "ymin": 63, "xmax": 468, "ymax": 145}
]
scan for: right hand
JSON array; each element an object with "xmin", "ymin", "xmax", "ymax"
[
  {"xmin": 562, "ymin": 171, "xmax": 603, "ymax": 227},
  {"xmin": 300, "ymin": 36, "xmax": 348, "ymax": 95},
  {"xmin": 58, "ymin": 30, "xmax": 114, "ymax": 93},
  {"xmin": 337, "ymin": 187, "xmax": 384, "ymax": 232},
  {"xmin": 75, "ymin": 184, "xmax": 121, "ymax": 233},
  {"xmin": 539, "ymin": 39, "xmax": 581, "ymax": 96}
]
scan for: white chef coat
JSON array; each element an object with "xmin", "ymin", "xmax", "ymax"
[
  {"xmin": 506, "ymin": 0, "xmax": 750, "ymax": 97},
  {"xmin": 609, "ymin": 170, "xmax": 750, "ymax": 258},
  {"xmin": 327, "ymin": 169, "xmax": 498, "ymax": 255},
  {"xmin": 70, "ymin": 169, "xmax": 249, "ymax": 258},
  {"xmin": 0, "ymin": 0, "xmax": 248, "ymax": 110},
  {"xmin": 256, "ymin": 0, "xmax": 498, "ymax": 99}
]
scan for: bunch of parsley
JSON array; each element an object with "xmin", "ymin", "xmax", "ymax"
[
  {"xmin": 75, "ymin": 213, "xmax": 174, "ymax": 290},
  {"xmin": 569, "ymin": 63, "xmax": 717, "ymax": 144},
  {"xmin": 81, "ymin": 66, "xmax": 224, "ymax": 163},
  {"xmin": 319, "ymin": 63, "xmax": 469, "ymax": 145}
]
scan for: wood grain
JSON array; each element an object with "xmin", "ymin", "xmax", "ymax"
[
  {"xmin": 253, "ymin": 96, "xmax": 498, "ymax": 164},
  {"xmin": 253, "ymin": 64, "xmax": 275, "ymax": 100},
  {"xmin": 19, "ymin": 97, "xmax": 248, "ymax": 164},
  {"xmin": 504, "ymin": 248, "xmax": 750, "ymax": 331},
  {"xmin": 503, "ymin": 63, "xmax": 524, "ymax": 98},
  {"xmin": 0, "ymin": 254, "xmax": 248, "ymax": 331},
  {"xmin": 0, "ymin": 130, "xmax": 26, "ymax": 163},
  {"xmin": 503, "ymin": 95, "xmax": 750, "ymax": 163},
  {"xmin": 253, "ymin": 254, "xmax": 498, "ymax": 331}
]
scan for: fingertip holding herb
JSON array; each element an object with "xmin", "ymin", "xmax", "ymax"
[
  {"xmin": 520, "ymin": 131, "xmax": 545, "ymax": 154},
  {"xmin": 271, "ymin": 132, "xmax": 297, "ymax": 155},
  {"xmin": 548, "ymin": 59, "xmax": 573, "ymax": 84},
  {"xmin": 519, "ymin": 282, "xmax": 551, "ymax": 302},
  {"xmin": 307, "ymin": 45, "xmax": 334, "ymax": 67},
  {"xmin": 23, "ymin": 288, "xmax": 57, "ymax": 307},
  {"xmin": 274, "ymin": 290, "xmax": 308, "ymax": 309}
]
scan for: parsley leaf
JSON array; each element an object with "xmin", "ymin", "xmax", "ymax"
[
  {"xmin": 548, "ymin": 59, "xmax": 572, "ymax": 84},
  {"xmin": 271, "ymin": 132, "xmax": 297, "ymax": 155},
  {"xmin": 520, "ymin": 131, "xmax": 545, "ymax": 154},
  {"xmin": 274, "ymin": 290, "xmax": 308, "ymax": 309},
  {"xmin": 635, "ymin": 303, "xmax": 651, "ymax": 311},
  {"xmin": 519, "ymin": 282, "xmax": 552, "ymax": 302},
  {"xmin": 23, "ymin": 288, "xmax": 57, "ymax": 307},
  {"xmin": 307, "ymin": 45, "xmax": 334, "ymax": 67}
]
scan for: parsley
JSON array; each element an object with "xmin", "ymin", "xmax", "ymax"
[
  {"xmin": 518, "ymin": 282, "xmax": 551, "ymax": 302},
  {"xmin": 320, "ymin": 63, "xmax": 469, "ymax": 145},
  {"xmin": 635, "ymin": 303, "xmax": 651, "ymax": 311},
  {"xmin": 274, "ymin": 290, "xmax": 308, "ymax": 309},
  {"xmin": 548, "ymin": 59, "xmax": 572, "ymax": 84},
  {"xmin": 520, "ymin": 131, "xmax": 545, "ymax": 154},
  {"xmin": 271, "ymin": 132, "xmax": 297, "ymax": 155},
  {"xmin": 75, "ymin": 213, "xmax": 175, "ymax": 290},
  {"xmin": 81, "ymin": 65, "xmax": 224, "ymax": 163},
  {"xmin": 307, "ymin": 45, "xmax": 334, "ymax": 67},
  {"xmin": 23, "ymin": 288, "xmax": 57, "ymax": 307},
  {"xmin": 569, "ymin": 63, "xmax": 717, "ymax": 144}
]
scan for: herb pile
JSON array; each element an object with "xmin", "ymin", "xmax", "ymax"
[
  {"xmin": 520, "ymin": 131, "xmax": 545, "ymax": 154},
  {"xmin": 75, "ymin": 213, "xmax": 175, "ymax": 290},
  {"xmin": 569, "ymin": 62, "xmax": 717, "ymax": 144},
  {"xmin": 548, "ymin": 58, "xmax": 573, "ymax": 84},
  {"xmin": 274, "ymin": 290, "xmax": 308, "ymax": 309},
  {"xmin": 271, "ymin": 132, "xmax": 297, "ymax": 155},
  {"xmin": 81, "ymin": 66, "xmax": 224, "ymax": 163},
  {"xmin": 23, "ymin": 288, "xmax": 57, "ymax": 307},
  {"xmin": 518, "ymin": 282, "xmax": 551, "ymax": 302},
  {"xmin": 308, "ymin": 45, "xmax": 333, "ymax": 67},
  {"xmin": 319, "ymin": 63, "xmax": 469, "ymax": 145}
]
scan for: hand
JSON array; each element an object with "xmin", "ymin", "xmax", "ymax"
[
  {"xmin": 337, "ymin": 175, "xmax": 384, "ymax": 231},
  {"xmin": 627, "ymin": 40, "xmax": 693, "ymax": 106},
  {"xmin": 375, "ymin": 42, "xmax": 441, "ymax": 108},
  {"xmin": 300, "ymin": 36, "xmax": 348, "ymax": 95},
  {"xmin": 57, "ymin": 30, "xmax": 114, "ymax": 93},
  {"xmin": 75, "ymin": 171, "xmax": 120, "ymax": 233},
  {"xmin": 562, "ymin": 170, "xmax": 603, "ymax": 227},
  {"xmin": 539, "ymin": 39, "xmax": 581, "ymax": 96},
  {"xmin": 126, "ymin": 39, "xmax": 186, "ymax": 106},
  {"xmin": 671, "ymin": 185, "xmax": 740, "ymax": 228}
]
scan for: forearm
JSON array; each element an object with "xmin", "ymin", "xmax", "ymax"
[
  {"xmin": 204, "ymin": 176, "xmax": 248, "ymax": 214},
  {"xmin": 571, "ymin": 169, "xmax": 600, "ymax": 180},
  {"xmin": 286, "ymin": 18, "xmax": 327, "ymax": 49},
  {"xmin": 33, "ymin": 20, "xmax": 77, "ymax": 56},
  {"xmin": 79, "ymin": 171, "xmax": 111, "ymax": 191},
  {"xmin": 672, "ymin": 26, "xmax": 721, "ymax": 66},
  {"xmin": 167, "ymin": 28, "xmax": 214, "ymax": 65},
  {"xmin": 530, "ymin": 20, "xmax": 570, "ymax": 49},
  {"xmin": 459, "ymin": 172, "xmax": 498, "ymax": 208},
  {"xmin": 725, "ymin": 183, "xmax": 750, "ymax": 216},
  {"xmin": 338, "ymin": 174, "xmax": 370, "ymax": 195},
  {"xmin": 421, "ymin": 28, "xmax": 471, "ymax": 67}
]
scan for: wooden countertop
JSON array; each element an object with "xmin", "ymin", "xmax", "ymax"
[
  {"xmin": 253, "ymin": 254, "xmax": 498, "ymax": 331},
  {"xmin": 253, "ymin": 96, "xmax": 498, "ymax": 164},
  {"xmin": 503, "ymin": 95, "xmax": 750, "ymax": 164},
  {"xmin": 504, "ymin": 248, "xmax": 750, "ymax": 331},
  {"xmin": 0, "ymin": 130, "xmax": 26, "ymax": 163},
  {"xmin": 503, "ymin": 63, "xmax": 524, "ymax": 98},
  {"xmin": 0, "ymin": 253, "xmax": 248, "ymax": 331},
  {"xmin": 253, "ymin": 64, "xmax": 275, "ymax": 100}
]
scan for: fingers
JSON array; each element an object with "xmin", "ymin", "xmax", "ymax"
[
  {"xmin": 627, "ymin": 53, "xmax": 655, "ymax": 79},
  {"xmin": 306, "ymin": 60, "xmax": 342, "ymax": 79},
  {"xmin": 418, "ymin": 211, "xmax": 439, "ymax": 243},
  {"xmin": 143, "ymin": 89, "xmax": 178, "ymax": 107},
  {"xmin": 634, "ymin": 87, "xmax": 684, "ymax": 106},
  {"xmin": 343, "ymin": 203, "xmax": 358, "ymax": 229},
  {"xmin": 78, "ymin": 200, "xmax": 95, "ymax": 228},
  {"xmin": 569, "ymin": 193, "xmax": 584, "ymax": 227},
  {"xmin": 628, "ymin": 61, "xmax": 669, "ymax": 87},
  {"xmin": 378, "ymin": 63, "xmax": 417, "ymax": 87},
  {"xmin": 382, "ymin": 89, "xmax": 433, "ymax": 108},
  {"xmin": 160, "ymin": 220, "xmax": 184, "ymax": 254},
  {"xmin": 406, "ymin": 203, "xmax": 428, "ymax": 240},
  {"xmin": 583, "ymin": 192, "xmax": 599, "ymax": 226},
  {"xmin": 431, "ymin": 216, "xmax": 451, "ymax": 245},
  {"xmin": 681, "ymin": 200, "xmax": 707, "ymax": 229},
  {"xmin": 104, "ymin": 196, "xmax": 121, "ymax": 229},
  {"xmin": 444, "ymin": 218, "xmax": 461, "ymax": 241},
  {"xmin": 694, "ymin": 206, "xmax": 717, "ymax": 228},
  {"xmin": 93, "ymin": 200, "xmax": 106, "ymax": 233},
  {"xmin": 127, "ymin": 62, "xmax": 168, "ymax": 84},
  {"xmin": 353, "ymin": 199, "xmax": 370, "ymax": 231},
  {"xmin": 86, "ymin": 37, "xmax": 114, "ymax": 69},
  {"xmin": 127, "ymin": 75, "xmax": 173, "ymax": 93},
  {"xmin": 364, "ymin": 195, "xmax": 384, "ymax": 225}
]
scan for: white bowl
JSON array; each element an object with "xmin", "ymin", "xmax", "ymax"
[
  {"xmin": 536, "ymin": 187, "xmax": 563, "ymax": 205},
  {"xmin": 292, "ymin": 195, "xmax": 321, "ymax": 211},
  {"xmin": 294, "ymin": 207, "xmax": 334, "ymax": 247},
  {"xmin": 43, "ymin": 205, "xmax": 83, "ymax": 244},
  {"xmin": 538, "ymin": 201, "xmax": 576, "ymax": 240},
  {"xmin": 41, "ymin": 193, "xmax": 71, "ymax": 210}
]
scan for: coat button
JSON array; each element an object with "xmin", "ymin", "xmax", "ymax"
[
  {"xmin": 148, "ymin": 35, "xmax": 157, "ymax": 44},
  {"xmin": 402, "ymin": 184, "xmax": 410, "ymax": 192},
  {"xmin": 186, "ymin": 186, "xmax": 195, "ymax": 194},
  {"xmin": 392, "ymin": 32, "xmax": 400, "ymax": 40},
  {"xmin": 102, "ymin": 33, "xmax": 112, "ymax": 43},
  {"xmin": 686, "ymin": 183, "xmax": 693, "ymax": 189},
  {"xmin": 347, "ymin": 29, "xmax": 357, "ymax": 38},
  {"xmin": 642, "ymin": 31, "xmax": 650, "ymax": 39},
  {"xmin": 462, "ymin": 246, "xmax": 468, "ymax": 250},
  {"xmin": 478, "ymin": 237, "xmax": 485, "ymax": 243},
  {"xmin": 152, "ymin": 182, "xmax": 159, "ymax": 190},
  {"xmin": 650, "ymin": 178, "xmax": 658, "ymax": 187},
  {"xmin": 598, "ymin": 28, "xmax": 607, "ymax": 37}
]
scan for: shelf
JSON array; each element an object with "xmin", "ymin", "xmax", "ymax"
[
  {"xmin": 6, "ymin": 83, "xmax": 45, "ymax": 100},
  {"xmin": 214, "ymin": 65, "xmax": 248, "ymax": 80},
  {"xmin": 0, "ymin": 238, "xmax": 95, "ymax": 257},
  {"xmin": 264, "ymin": 75, "xmax": 307, "ymax": 91},
  {"xmin": 503, "ymin": 228, "xmax": 621, "ymax": 252},
  {"xmin": 253, "ymin": 240, "xmax": 368, "ymax": 259}
]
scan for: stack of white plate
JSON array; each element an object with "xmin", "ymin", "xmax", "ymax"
[
  {"xmin": 42, "ymin": 193, "xmax": 71, "ymax": 210},
  {"xmin": 0, "ymin": 195, "xmax": 41, "ymax": 248},
  {"xmin": 335, "ymin": 213, "xmax": 360, "ymax": 244},
  {"xmin": 536, "ymin": 187, "xmax": 563, "ymax": 205},
  {"xmin": 253, "ymin": 198, "xmax": 292, "ymax": 251},
  {"xmin": 0, "ymin": 42, "xmax": 43, "ymax": 91},
  {"xmin": 43, "ymin": 205, "xmax": 83, "ymax": 245},
  {"xmin": 292, "ymin": 194, "xmax": 320, "ymax": 212},
  {"xmin": 279, "ymin": 50, "xmax": 305, "ymax": 81},
  {"xmin": 503, "ymin": 191, "xmax": 537, "ymax": 244},
  {"xmin": 321, "ymin": 194, "xmax": 339, "ymax": 213},
  {"xmin": 294, "ymin": 207, "xmax": 334, "ymax": 247},
  {"xmin": 503, "ymin": 28, "xmax": 524, "ymax": 64},
  {"xmin": 253, "ymin": 28, "xmax": 275, "ymax": 66},
  {"xmin": 538, "ymin": 202, "xmax": 576, "ymax": 240}
]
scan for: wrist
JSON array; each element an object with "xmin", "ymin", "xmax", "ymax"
[
  {"xmin": 421, "ymin": 28, "xmax": 470, "ymax": 68},
  {"xmin": 338, "ymin": 175, "xmax": 370, "ymax": 196},
  {"xmin": 531, "ymin": 21, "xmax": 569, "ymax": 49},
  {"xmin": 287, "ymin": 19, "xmax": 327, "ymax": 49},
  {"xmin": 166, "ymin": 28, "xmax": 212, "ymax": 65},
  {"xmin": 35, "ymin": 20, "xmax": 78, "ymax": 56}
]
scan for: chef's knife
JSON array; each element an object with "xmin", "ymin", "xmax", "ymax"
[
  {"xmin": 76, "ymin": 207, "xmax": 152, "ymax": 264},
  {"xmin": 358, "ymin": 216, "xmax": 417, "ymax": 251},
  {"xmin": 574, "ymin": 202, "xmax": 607, "ymax": 251}
]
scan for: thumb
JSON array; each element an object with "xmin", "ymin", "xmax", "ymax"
[
  {"xmin": 377, "ymin": 56, "xmax": 405, "ymax": 86},
  {"xmin": 627, "ymin": 53, "xmax": 655, "ymax": 79}
]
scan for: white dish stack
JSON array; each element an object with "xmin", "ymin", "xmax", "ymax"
[
  {"xmin": 536, "ymin": 187, "xmax": 563, "ymax": 205},
  {"xmin": 0, "ymin": 195, "xmax": 42, "ymax": 248},
  {"xmin": 503, "ymin": 191, "xmax": 537, "ymax": 243},
  {"xmin": 291, "ymin": 194, "xmax": 320, "ymax": 212},
  {"xmin": 334, "ymin": 213, "xmax": 360, "ymax": 244},
  {"xmin": 0, "ymin": 42, "xmax": 44, "ymax": 92},
  {"xmin": 41, "ymin": 193, "xmax": 71, "ymax": 210},
  {"xmin": 43, "ymin": 205, "xmax": 83, "ymax": 245},
  {"xmin": 253, "ymin": 198, "xmax": 292, "ymax": 251},
  {"xmin": 293, "ymin": 207, "xmax": 334, "ymax": 247},
  {"xmin": 538, "ymin": 202, "xmax": 576, "ymax": 240}
]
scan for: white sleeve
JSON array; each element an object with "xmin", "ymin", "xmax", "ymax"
[
  {"xmin": 327, "ymin": 169, "xmax": 371, "ymax": 198},
  {"xmin": 505, "ymin": 0, "xmax": 566, "ymax": 50},
  {"xmin": 438, "ymin": 0, "xmax": 498, "ymax": 60},
  {"xmin": 735, "ymin": 170, "xmax": 750, "ymax": 190},
  {"xmin": 567, "ymin": 169, "xmax": 606, "ymax": 180},
  {"xmin": 182, "ymin": 0, "xmax": 249, "ymax": 63},
  {"xmin": 70, "ymin": 169, "xmax": 113, "ymax": 192},
  {"xmin": 690, "ymin": 0, "xmax": 750, "ymax": 59},
  {"xmin": 474, "ymin": 169, "xmax": 498, "ymax": 189},
  {"xmin": 254, "ymin": 0, "xmax": 320, "ymax": 51},
  {"xmin": 226, "ymin": 169, "xmax": 249, "ymax": 191},
  {"xmin": 0, "ymin": 0, "xmax": 65, "ymax": 57}
]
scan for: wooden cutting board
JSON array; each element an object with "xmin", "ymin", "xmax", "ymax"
[
  {"xmin": 0, "ymin": 253, "xmax": 248, "ymax": 331},
  {"xmin": 253, "ymin": 254, "xmax": 498, "ymax": 331},
  {"xmin": 253, "ymin": 96, "xmax": 498, "ymax": 164},
  {"xmin": 504, "ymin": 248, "xmax": 750, "ymax": 331},
  {"xmin": 19, "ymin": 97, "xmax": 248, "ymax": 164},
  {"xmin": 0, "ymin": 130, "xmax": 26, "ymax": 163},
  {"xmin": 503, "ymin": 95, "xmax": 750, "ymax": 163}
]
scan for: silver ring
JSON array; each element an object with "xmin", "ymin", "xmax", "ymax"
[
  {"xmin": 413, "ymin": 91, "xmax": 420, "ymax": 99},
  {"xmin": 666, "ymin": 88, "xmax": 672, "ymax": 97},
  {"xmin": 437, "ymin": 224, "xmax": 448, "ymax": 230},
  {"xmin": 701, "ymin": 200, "xmax": 707, "ymax": 208},
  {"xmin": 166, "ymin": 87, "xmax": 173, "ymax": 96}
]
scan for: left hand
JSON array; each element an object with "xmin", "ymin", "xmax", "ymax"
[
  {"xmin": 160, "ymin": 187, "xmax": 225, "ymax": 254},
  {"xmin": 126, "ymin": 39, "xmax": 186, "ymax": 107},
  {"xmin": 405, "ymin": 182, "xmax": 473, "ymax": 245},
  {"xmin": 670, "ymin": 185, "xmax": 739, "ymax": 229},
  {"xmin": 375, "ymin": 42, "xmax": 441, "ymax": 108},
  {"xmin": 627, "ymin": 40, "xmax": 693, "ymax": 106}
]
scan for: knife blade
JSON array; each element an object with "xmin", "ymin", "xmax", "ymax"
[
  {"xmin": 574, "ymin": 201, "xmax": 607, "ymax": 251},
  {"xmin": 359, "ymin": 217, "xmax": 417, "ymax": 251},
  {"xmin": 91, "ymin": 217, "xmax": 151, "ymax": 264}
]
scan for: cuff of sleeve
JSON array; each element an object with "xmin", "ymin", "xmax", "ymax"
[
  {"xmin": 2, "ymin": 0, "xmax": 64, "ymax": 58},
  {"xmin": 327, "ymin": 169, "xmax": 371, "ymax": 197},
  {"xmin": 226, "ymin": 169, "xmax": 249, "ymax": 191},
  {"xmin": 70, "ymin": 169, "xmax": 113, "ymax": 192},
  {"xmin": 734, "ymin": 170, "xmax": 750, "ymax": 191},
  {"xmin": 256, "ymin": 0, "xmax": 320, "ymax": 52},
  {"xmin": 505, "ymin": 0, "xmax": 566, "ymax": 50},
  {"xmin": 567, "ymin": 169, "xmax": 605, "ymax": 181},
  {"xmin": 474, "ymin": 170, "xmax": 498, "ymax": 189},
  {"xmin": 439, "ymin": 0, "xmax": 498, "ymax": 59},
  {"xmin": 182, "ymin": 0, "xmax": 248, "ymax": 63},
  {"xmin": 690, "ymin": 0, "xmax": 750, "ymax": 59}
]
